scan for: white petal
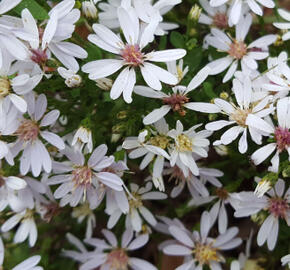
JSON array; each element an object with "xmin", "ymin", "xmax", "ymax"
[
  {"xmin": 143, "ymin": 105, "xmax": 171, "ymax": 125},
  {"xmin": 41, "ymin": 131, "xmax": 65, "ymax": 150},
  {"xmin": 147, "ymin": 49, "xmax": 186, "ymax": 62}
]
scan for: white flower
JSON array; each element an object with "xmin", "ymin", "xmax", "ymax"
[
  {"xmin": 15, "ymin": 1, "xmax": 87, "ymax": 72},
  {"xmin": 47, "ymin": 144, "xmax": 125, "ymax": 208},
  {"xmin": 72, "ymin": 126, "xmax": 93, "ymax": 153},
  {"xmin": 58, "ymin": 67, "xmax": 82, "ymax": 88},
  {"xmin": 82, "ymin": 0, "xmax": 98, "ymax": 19},
  {"xmin": 1, "ymin": 208, "xmax": 38, "ymax": 246},
  {"xmin": 274, "ymin": 9, "xmax": 290, "ymax": 41},
  {"xmin": 200, "ymin": 77, "xmax": 274, "ymax": 154},
  {"xmin": 206, "ymin": 14, "xmax": 277, "ymax": 82},
  {"xmin": 107, "ymin": 182, "xmax": 167, "ymax": 232},
  {"xmin": 247, "ymin": 97, "xmax": 290, "ymax": 172},
  {"xmin": 11, "ymin": 93, "xmax": 65, "ymax": 177},
  {"xmin": 163, "ymin": 211, "xmax": 242, "ymax": 269},
  {"xmin": 254, "ymin": 177, "xmax": 272, "ymax": 198},
  {"xmin": 76, "ymin": 229, "xmax": 157, "ymax": 270},
  {"xmin": 234, "ymin": 179, "xmax": 290, "ymax": 250},
  {"xmin": 134, "ymin": 66, "xmax": 218, "ymax": 125},
  {"xmin": 209, "ymin": 0, "xmax": 274, "ymax": 25},
  {"xmin": 82, "ymin": 6, "xmax": 186, "ymax": 103},
  {"xmin": 166, "ymin": 59, "xmax": 189, "ymax": 84},
  {"xmin": 281, "ymin": 254, "xmax": 290, "ymax": 268},
  {"xmin": 168, "ymin": 120, "xmax": 211, "ymax": 176}
]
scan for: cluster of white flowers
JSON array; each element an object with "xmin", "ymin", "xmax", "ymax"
[{"xmin": 0, "ymin": 0, "xmax": 289, "ymax": 269}]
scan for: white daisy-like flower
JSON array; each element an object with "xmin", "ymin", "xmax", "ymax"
[
  {"xmin": 11, "ymin": 93, "xmax": 65, "ymax": 177},
  {"xmin": 234, "ymin": 179, "xmax": 290, "ymax": 250},
  {"xmin": 72, "ymin": 229, "xmax": 157, "ymax": 270},
  {"xmin": 107, "ymin": 182, "xmax": 167, "ymax": 232},
  {"xmin": 189, "ymin": 187, "xmax": 240, "ymax": 234},
  {"xmin": 0, "ymin": 237, "xmax": 43, "ymax": 270},
  {"xmin": 274, "ymin": 9, "xmax": 290, "ymax": 41},
  {"xmin": 82, "ymin": 6, "xmax": 186, "ymax": 103},
  {"xmin": 72, "ymin": 126, "xmax": 93, "ymax": 153},
  {"xmin": 168, "ymin": 120, "xmax": 212, "ymax": 176},
  {"xmin": 98, "ymin": 0, "xmax": 180, "ymax": 35},
  {"xmin": 47, "ymin": 144, "xmax": 125, "ymax": 208},
  {"xmin": 199, "ymin": 0, "xmax": 231, "ymax": 28},
  {"xmin": 163, "ymin": 211, "xmax": 242, "ymax": 270},
  {"xmin": 206, "ymin": 14, "xmax": 277, "ymax": 82},
  {"xmin": 246, "ymin": 97, "xmax": 290, "ymax": 172},
  {"xmin": 134, "ymin": 66, "xmax": 219, "ymax": 125},
  {"xmin": 58, "ymin": 67, "xmax": 82, "ymax": 88},
  {"xmin": 1, "ymin": 208, "xmax": 38, "ymax": 247},
  {"xmin": 15, "ymin": 1, "xmax": 87, "ymax": 72},
  {"xmin": 262, "ymin": 51, "xmax": 290, "ymax": 94},
  {"xmin": 209, "ymin": 0, "xmax": 274, "ymax": 25},
  {"xmin": 122, "ymin": 120, "xmax": 171, "ymax": 190},
  {"xmin": 199, "ymin": 77, "xmax": 274, "ymax": 154}
]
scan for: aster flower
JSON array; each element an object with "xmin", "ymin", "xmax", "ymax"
[
  {"xmin": 14, "ymin": 1, "xmax": 88, "ymax": 72},
  {"xmin": 206, "ymin": 14, "xmax": 277, "ymax": 82},
  {"xmin": 47, "ymin": 144, "xmax": 125, "ymax": 208},
  {"xmin": 162, "ymin": 211, "xmax": 242, "ymax": 269},
  {"xmin": 199, "ymin": 77, "xmax": 274, "ymax": 153},
  {"xmin": 168, "ymin": 120, "xmax": 212, "ymax": 176},
  {"xmin": 234, "ymin": 179, "xmax": 290, "ymax": 250},
  {"xmin": 82, "ymin": 6, "xmax": 186, "ymax": 103},
  {"xmin": 189, "ymin": 187, "xmax": 240, "ymax": 234},
  {"xmin": 246, "ymin": 97, "xmax": 290, "ymax": 172},
  {"xmin": 209, "ymin": 0, "xmax": 274, "ymax": 25},
  {"xmin": 58, "ymin": 67, "xmax": 82, "ymax": 88},
  {"xmin": 72, "ymin": 229, "xmax": 157, "ymax": 270},
  {"xmin": 72, "ymin": 126, "xmax": 93, "ymax": 153},
  {"xmin": 122, "ymin": 119, "xmax": 171, "ymax": 190},
  {"xmin": 107, "ymin": 182, "xmax": 167, "ymax": 232},
  {"xmin": 134, "ymin": 66, "xmax": 220, "ymax": 125},
  {"xmin": 1, "ymin": 208, "xmax": 38, "ymax": 247},
  {"xmin": 11, "ymin": 93, "xmax": 65, "ymax": 177},
  {"xmin": 274, "ymin": 9, "xmax": 290, "ymax": 41}
]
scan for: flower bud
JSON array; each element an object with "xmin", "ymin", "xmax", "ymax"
[
  {"xmin": 82, "ymin": 1, "xmax": 98, "ymax": 19},
  {"xmin": 189, "ymin": 5, "xmax": 202, "ymax": 21}
]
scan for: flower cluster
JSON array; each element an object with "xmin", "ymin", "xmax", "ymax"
[{"xmin": 0, "ymin": 0, "xmax": 289, "ymax": 269}]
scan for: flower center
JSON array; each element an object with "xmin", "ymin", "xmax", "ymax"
[
  {"xmin": 268, "ymin": 197, "xmax": 289, "ymax": 219},
  {"xmin": 229, "ymin": 108, "xmax": 251, "ymax": 127},
  {"xmin": 228, "ymin": 40, "xmax": 247, "ymax": 59},
  {"xmin": 72, "ymin": 166, "xmax": 92, "ymax": 187},
  {"xmin": 163, "ymin": 94, "xmax": 189, "ymax": 116},
  {"xmin": 121, "ymin": 44, "xmax": 144, "ymax": 66},
  {"xmin": 128, "ymin": 193, "xmax": 143, "ymax": 209},
  {"xmin": 17, "ymin": 119, "xmax": 39, "ymax": 142},
  {"xmin": 194, "ymin": 243, "xmax": 220, "ymax": 265},
  {"xmin": 213, "ymin": 13, "xmax": 228, "ymax": 29},
  {"xmin": 31, "ymin": 48, "xmax": 48, "ymax": 64},
  {"xmin": 177, "ymin": 134, "xmax": 192, "ymax": 152},
  {"xmin": 0, "ymin": 77, "xmax": 10, "ymax": 97},
  {"xmin": 107, "ymin": 249, "xmax": 129, "ymax": 270},
  {"xmin": 274, "ymin": 126, "xmax": 290, "ymax": 152},
  {"xmin": 149, "ymin": 135, "xmax": 170, "ymax": 149},
  {"xmin": 168, "ymin": 165, "xmax": 188, "ymax": 184},
  {"xmin": 215, "ymin": 188, "xmax": 228, "ymax": 200}
]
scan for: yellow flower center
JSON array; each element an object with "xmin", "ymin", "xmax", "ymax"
[
  {"xmin": 0, "ymin": 77, "xmax": 10, "ymax": 97},
  {"xmin": 177, "ymin": 134, "xmax": 192, "ymax": 151},
  {"xmin": 229, "ymin": 108, "xmax": 251, "ymax": 127},
  {"xmin": 149, "ymin": 135, "xmax": 169, "ymax": 149},
  {"xmin": 128, "ymin": 193, "xmax": 143, "ymax": 210},
  {"xmin": 194, "ymin": 243, "xmax": 220, "ymax": 265}
]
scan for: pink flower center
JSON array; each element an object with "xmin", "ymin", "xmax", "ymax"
[
  {"xmin": 163, "ymin": 94, "xmax": 189, "ymax": 116},
  {"xmin": 107, "ymin": 249, "xmax": 129, "ymax": 269},
  {"xmin": 17, "ymin": 119, "xmax": 39, "ymax": 142},
  {"xmin": 168, "ymin": 165, "xmax": 189, "ymax": 184},
  {"xmin": 31, "ymin": 49, "xmax": 48, "ymax": 64},
  {"xmin": 72, "ymin": 166, "xmax": 92, "ymax": 187},
  {"xmin": 268, "ymin": 197, "xmax": 289, "ymax": 219},
  {"xmin": 228, "ymin": 40, "xmax": 247, "ymax": 59},
  {"xmin": 213, "ymin": 13, "xmax": 228, "ymax": 29},
  {"xmin": 275, "ymin": 126, "xmax": 290, "ymax": 152},
  {"xmin": 121, "ymin": 44, "xmax": 144, "ymax": 66}
]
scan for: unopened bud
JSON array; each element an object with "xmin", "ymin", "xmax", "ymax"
[
  {"xmin": 82, "ymin": 1, "xmax": 98, "ymax": 19},
  {"xmin": 189, "ymin": 5, "xmax": 202, "ymax": 21}
]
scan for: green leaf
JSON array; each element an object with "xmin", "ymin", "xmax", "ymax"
[
  {"xmin": 13, "ymin": 0, "xmax": 49, "ymax": 20},
  {"xmin": 203, "ymin": 82, "xmax": 217, "ymax": 99},
  {"xmin": 170, "ymin": 31, "xmax": 185, "ymax": 48}
]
